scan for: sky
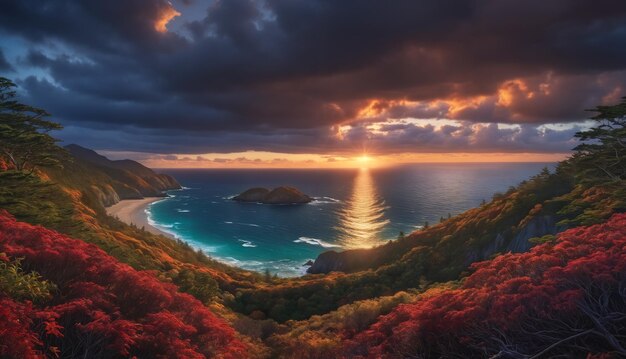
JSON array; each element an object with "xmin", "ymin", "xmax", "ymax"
[{"xmin": 1, "ymin": 0, "xmax": 625, "ymax": 168}]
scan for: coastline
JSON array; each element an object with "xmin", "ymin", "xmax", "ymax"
[{"xmin": 106, "ymin": 197, "xmax": 173, "ymax": 238}]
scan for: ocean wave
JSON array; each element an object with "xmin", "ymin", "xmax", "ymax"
[
  {"xmin": 146, "ymin": 217, "xmax": 186, "ymax": 241},
  {"xmin": 238, "ymin": 239, "xmax": 258, "ymax": 248},
  {"xmin": 224, "ymin": 221, "xmax": 260, "ymax": 227},
  {"xmin": 294, "ymin": 237, "xmax": 341, "ymax": 248},
  {"xmin": 175, "ymin": 209, "xmax": 190, "ymax": 213},
  {"xmin": 218, "ymin": 257, "xmax": 310, "ymax": 277},
  {"xmin": 145, "ymin": 198, "xmax": 169, "ymax": 209},
  {"xmin": 311, "ymin": 196, "xmax": 343, "ymax": 205},
  {"xmin": 220, "ymin": 257, "xmax": 264, "ymax": 267}
]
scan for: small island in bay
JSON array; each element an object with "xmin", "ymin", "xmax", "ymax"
[{"xmin": 233, "ymin": 186, "xmax": 313, "ymax": 204}]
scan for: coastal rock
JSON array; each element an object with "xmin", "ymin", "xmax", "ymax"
[
  {"xmin": 265, "ymin": 187, "xmax": 313, "ymax": 204},
  {"xmin": 233, "ymin": 188, "xmax": 271, "ymax": 202},
  {"xmin": 233, "ymin": 186, "xmax": 312, "ymax": 204},
  {"xmin": 307, "ymin": 251, "xmax": 343, "ymax": 273}
]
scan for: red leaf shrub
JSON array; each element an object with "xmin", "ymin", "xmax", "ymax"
[
  {"xmin": 345, "ymin": 213, "xmax": 626, "ymax": 358},
  {"xmin": 0, "ymin": 210, "xmax": 248, "ymax": 358},
  {"xmin": 0, "ymin": 298, "xmax": 43, "ymax": 358}
]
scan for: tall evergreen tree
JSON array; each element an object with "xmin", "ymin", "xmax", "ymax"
[
  {"xmin": 0, "ymin": 77, "xmax": 66, "ymax": 172},
  {"xmin": 572, "ymin": 97, "xmax": 626, "ymax": 181}
]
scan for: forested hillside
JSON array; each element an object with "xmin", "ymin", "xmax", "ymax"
[
  {"xmin": 343, "ymin": 213, "xmax": 626, "ymax": 358},
  {"xmin": 0, "ymin": 211, "xmax": 251, "ymax": 358}
]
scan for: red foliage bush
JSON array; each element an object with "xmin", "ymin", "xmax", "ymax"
[
  {"xmin": 346, "ymin": 213, "xmax": 626, "ymax": 358},
  {"xmin": 0, "ymin": 210, "xmax": 248, "ymax": 358}
]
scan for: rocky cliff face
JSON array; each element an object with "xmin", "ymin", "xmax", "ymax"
[
  {"xmin": 307, "ymin": 251, "xmax": 344, "ymax": 273},
  {"xmin": 506, "ymin": 215, "xmax": 564, "ymax": 252},
  {"xmin": 463, "ymin": 214, "xmax": 565, "ymax": 267},
  {"xmin": 89, "ymin": 184, "xmax": 121, "ymax": 207},
  {"xmin": 62, "ymin": 144, "xmax": 181, "ymax": 207}
]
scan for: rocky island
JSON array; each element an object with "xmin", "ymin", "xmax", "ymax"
[{"xmin": 233, "ymin": 186, "xmax": 312, "ymax": 204}]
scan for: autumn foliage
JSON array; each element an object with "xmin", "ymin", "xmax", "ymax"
[
  {"xmin": 0, "ymin": 210, "xmax": 248, "ymax": 358},
  {"xmin": 345, "ymin": 213, "xmax": 626, "ymax": 358}
]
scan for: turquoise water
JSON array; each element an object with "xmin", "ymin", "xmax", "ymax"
[{"xmin": 148, "ymin": 163, "xmax": 554, "ymax": 276}]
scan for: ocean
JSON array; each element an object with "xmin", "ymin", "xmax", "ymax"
[{"xmin": 148, "ymin": 163, "xmax": 554, "ymax": 276}]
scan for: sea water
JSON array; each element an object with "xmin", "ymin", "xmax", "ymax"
[{"xmin": 148, "ymin": 163, "xmax": 554, "ymax": 276}]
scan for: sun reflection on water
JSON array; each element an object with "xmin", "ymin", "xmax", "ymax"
[{"xmin": 336, "ymin": 167, "xmax": 389, "ymax": 248}]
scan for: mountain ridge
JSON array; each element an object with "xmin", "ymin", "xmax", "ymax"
[{"xmin": 61, "ymin": 144, "xmax": 181, "ymax": 206}]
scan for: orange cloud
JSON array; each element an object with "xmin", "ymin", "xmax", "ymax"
[
  {"xmin": 357, "ymin": 99, "xmax": 410, "ymax": 119},
  {"xmin": 154, "ymin": 5, "xmax": 180, "ymax": 33}
]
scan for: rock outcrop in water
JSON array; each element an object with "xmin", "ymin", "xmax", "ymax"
[{"xmin": 233, "ymin": 186, "xmax": 312, "ymax": 204}]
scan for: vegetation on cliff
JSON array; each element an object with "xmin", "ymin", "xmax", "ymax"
[
  {"xmin": 343, "ymin": 213, "xmax": 626, "ymax": 358},
  {"xmin": 0, "ymin": 211, "xmax": 249, "ymax": 358},
  {"xmin": 0, "ymin": 78, "xmax": 67, "ymax": 173}
]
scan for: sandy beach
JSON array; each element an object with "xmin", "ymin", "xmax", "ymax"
[{"xmin": 106, "ymin": 198, "xmax": 173, "ymax": 238}]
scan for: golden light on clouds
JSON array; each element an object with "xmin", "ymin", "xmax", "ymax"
[
  {"xmin": 135, "ymin": 151, "xmax": 568, "ymax": 169},
  {"xmin": 154, "ymin": 5, "xmax": 180, "ymax": 33},
  {"xmin": 446, "ymin": 96, "xmax": 489, "ymax": 118},
  {"xmin": 497, "ymin": 79, "xmax": 534, "ymax": 107},
  {"xmin": 357, "ymin": 99, "xmax": 410, "ymax": 119}
]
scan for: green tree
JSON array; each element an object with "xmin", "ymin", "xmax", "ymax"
[
  {"xmin": 174, "ymin": 268, "xmax": 219, "ymax": 304},
  {"xmin": 0, "ymin": 77, "xmax": 66, "ymax": 172},
  {"xmin": 572, "ymin": 97, "xmax": 626, "ymax": 181}
]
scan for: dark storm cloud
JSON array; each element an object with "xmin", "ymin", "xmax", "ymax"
[
  {"xmin": 1, "ymin": 0, "xmax": 625, "ymax": 154},
  {"xmin": 0, "ymin": 49, "xmax": 14, "ymax": 72}
]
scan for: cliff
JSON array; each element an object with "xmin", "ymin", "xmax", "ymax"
[{"xmin": 60, "ymin": 144, "xmax": 181, "ymax": 206}]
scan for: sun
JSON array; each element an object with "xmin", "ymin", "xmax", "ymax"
[{"xmin": 356, "ymin": 154, "xmax": 374, "ymax": 168}]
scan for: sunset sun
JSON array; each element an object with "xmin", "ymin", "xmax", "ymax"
[{"xmin": 357, "ymin": 155, "xmax": 371, "ymax": 163}]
